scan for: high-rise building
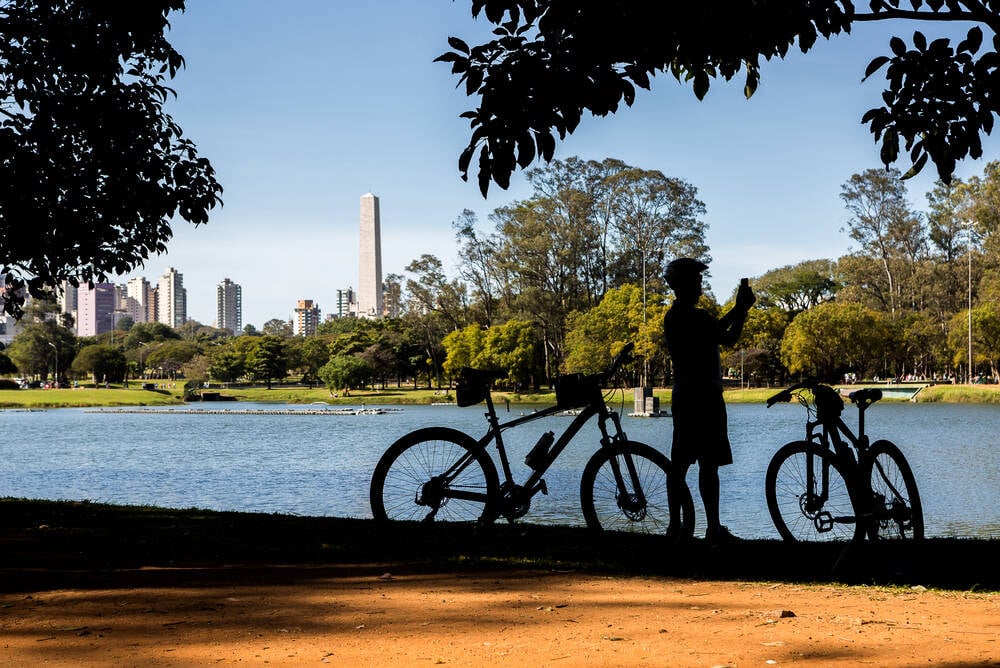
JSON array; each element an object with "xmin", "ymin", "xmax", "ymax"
[
  {"xmin": 76, "ymin": 283, "xmax": 116, "ymax": 336},
  {"xmin": 126, "ymin": 277, "xmax": 154, "ymax": 323},
  {"xmin": 59, "ymin": 280, "xmax": 78, "ymax": 323},
  {"xmin": 358, "ymin": 192, "xmax": 383, "ymax": 319},
  {"xmin": 293, "ymin": 299, "xmax": 320, "ymax": 336},
  {"xmin": 336, "ymin": 287, "xmax": 355, "ymax": 318},
  {"xmin": 0, "ymin": 283, "xmax": 25, "ymax": 346},
  {"xmin": 217, "ymin": 278, "xmax": 242, "ymax": 334},
  {"xmin": 156, "ymin": 267, "xmax": 186, "ymax": 328}
]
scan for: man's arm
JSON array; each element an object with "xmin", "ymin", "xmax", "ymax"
[{"xmin": 717, "ymin": 281, "xmax": 755, "ymax": 346}]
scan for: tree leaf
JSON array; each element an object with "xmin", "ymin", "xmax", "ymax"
[
  {"xmin": 692, "ymin": 71, "xmax": 710, "ymax": 100},
  {"xmin": 890, "ymin": 36, "xmax": 907, "ymax": 56},
  {"xmin": 863, "ymin": 56, "xmax": 891, "ymax": 80},
  {"xmin": 447, "ymin": 36, "xmax": 470, "ymax": 54}
]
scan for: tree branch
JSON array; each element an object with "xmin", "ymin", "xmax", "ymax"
[{"xmin": 854, "ymin": 3, "xmax": 1000, "ymax": 34}]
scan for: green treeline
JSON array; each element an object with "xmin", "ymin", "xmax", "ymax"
[{"xmin": 5, "ymin": 157, "xmax": 1000, "ymax": 391}]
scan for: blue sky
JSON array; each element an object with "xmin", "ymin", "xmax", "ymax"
[{"xmin": 132, "ymin": 1, "xmax": 999, "ymax": 328}]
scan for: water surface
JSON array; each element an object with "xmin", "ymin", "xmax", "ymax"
[{"xmin": 1, "ymin": 400, "xmax": 997, "ymax": 538}]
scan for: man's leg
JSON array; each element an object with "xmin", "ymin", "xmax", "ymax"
[
  {"xmin": 667, "ymin": 459, "xmax": 692, "ymax": 533},
  {"xmin": 699, "ymin": 464, "xmax": 721, "ymax": 533}
]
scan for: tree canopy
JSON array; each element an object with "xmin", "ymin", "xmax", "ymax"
[
  {"xmin": 0, "ymin": 0, "xmax": 221, "ymax": 318},
  {"xmin": 440, "ymin": 0, "xmax": 1000, "ymax": 194}
]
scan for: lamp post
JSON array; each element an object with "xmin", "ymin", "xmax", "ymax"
[
  {"xmin": 968, "ymin": 219, "xmax": 974, "ymax": 385},
  {"xmin": 47, "ymin": 341, "xmax": 58, "ymax": 388}
]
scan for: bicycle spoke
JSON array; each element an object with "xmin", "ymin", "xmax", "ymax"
[
  {"xmin": 581, "ymin": 443, "xmax": 672, "ymax": 534},
  {"xmin": 372, "ymin": 433, "xmax": 495, "ymax": 523},
  {"xmin": 866, "ymin": 442, "xmax": 923, "ymax": 540},
  {"xmin": 766, "ymin": 443, "xmax": 857, "ymax": 542}
]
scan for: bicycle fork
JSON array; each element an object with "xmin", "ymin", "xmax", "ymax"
[{"xmin": 599, "ymin": 411, "xmax": 649, "ymax": 519}]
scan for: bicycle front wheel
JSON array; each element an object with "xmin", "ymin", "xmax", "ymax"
[
  {"xmin": 580, "ymin": 441, "xmax": 676, "ymax": 534},
  {"xmin": 766, "ymin": 441, "xmax": 862, "ymax": 542},
  {"xmin": 864, "ymin": 440, "xmax": 924, "ymax": 540},
  {"xmin": 370, "ymin": 427, "xmax": 499, "ymax": 524}
]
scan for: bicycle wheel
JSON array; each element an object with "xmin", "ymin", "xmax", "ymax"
[
  {"xmin": 765, "ymin": 441, "xmax": 862, "ymax": 542},
  {"xmin": 370, "ymin": 427, "xmax": 499, "ymax": 524},
  {"xmin": 580, "ymin": 441, "xmax": 684, "ymax": 534},
  {"xmin": 863, "ymin": 440, "xmax": 924, "ymax": 540}
]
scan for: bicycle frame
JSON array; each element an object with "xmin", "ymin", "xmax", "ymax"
[
  {"xmin": 800, "ymin": 393, "xmax": 913, "ymax": 533},
  {"xmin": 433, "ymin": 388, "xmax": 641, "ymax": 519}
]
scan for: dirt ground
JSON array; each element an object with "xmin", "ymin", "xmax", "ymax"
[{"xmin": 1, "ymin": 566, "xmax": 997, "ymax": 667}]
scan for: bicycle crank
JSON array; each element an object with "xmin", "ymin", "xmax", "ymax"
[{"xmin": 500, "ymin": 482, "xmax": 531, "ymax": 521}]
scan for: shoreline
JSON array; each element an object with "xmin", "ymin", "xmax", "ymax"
[{"xmin": 4, "ymin": 381, "xmax": 1000, "ymax": 409}]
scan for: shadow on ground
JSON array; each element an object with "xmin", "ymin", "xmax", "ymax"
[{"xmin": 0, "ymin": 499, "xmax": 996, "ymax": 593}]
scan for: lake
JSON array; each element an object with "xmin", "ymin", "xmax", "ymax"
[{"xmin": 1, "ymin": 400, "xmax": 998, "ymax": 539}]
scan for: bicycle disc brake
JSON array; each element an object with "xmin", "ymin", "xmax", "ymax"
[
  {"xmin": 416, "ymin": 476, "xmax": 448, "ymax": 509},
  {"xmin": 617, "ymin": 492, "xmax": 647, "ymax": 521}
]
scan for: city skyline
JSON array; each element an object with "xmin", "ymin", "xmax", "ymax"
[{"xmin": 113, "ymin": 3, "xmax": 998, "ymax": 327}]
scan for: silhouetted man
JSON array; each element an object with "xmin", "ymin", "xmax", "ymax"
[{"xmin": 663, "ymin": 258, "xmax": 755, "ymax": 544}]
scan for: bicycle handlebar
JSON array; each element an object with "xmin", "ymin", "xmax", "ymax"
[
  {"xmin": 766, "ymin": 380, "xmax": 882, "ymax": 410},
  {"xmin": 766, "ymin": 380, "xmax": 814, "ymax": 407}
]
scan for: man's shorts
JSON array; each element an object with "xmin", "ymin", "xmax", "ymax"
[{"xmin": 670, "ymin": 390, "xmax": 733, "ymax": 467}]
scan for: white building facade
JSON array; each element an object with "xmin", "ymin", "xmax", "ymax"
[
  {"xmin": 358, "ymin": 193, "xmax": 383, "ymax": 319},
  {"xmin": 216, "ymin": 278, "xmax": 242, "ymax": 334},
  {"xmin": 156, "ymin": 267, "xmax": 186, "ymax": 329}
]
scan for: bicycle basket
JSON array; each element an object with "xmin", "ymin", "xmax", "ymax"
[
  {"xmin": 555, "ymin": 373, "xmax": 601, "ymax": 409},
  {"xmin": 813, "ymin": 384, "xmax": 844, "ymax": 421}
]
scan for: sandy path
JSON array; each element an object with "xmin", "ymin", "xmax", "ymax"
[{"xmin": 1, "ymin": 566, "xmax": 997, "ymax": 666}]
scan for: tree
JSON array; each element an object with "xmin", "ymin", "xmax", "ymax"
[
  {"xmin": 442, "ymin": 324, "xmax": 486, "ymax": 379},
  {"xmin": 454, "ymin": 211, "xmax": 501, "ymax": 326},
  {"xmin": 563, "ymin": 284, "xmax": 664, "ymax": 383},
  {"xmin": 261, "ymin": 319, "xmax": 293, "ymax": 337},
  {"xmin": 207, "ymin": 349, "xmax": 246, "ymax": 384},
  {"xmin": 318, "ymin": 355, "xmax": 372, "ymax": 394},
  {"xmin": 144, "ymin": 340, "xmax": 200, "ymax": 379},
  {"xmin": 123, "ymin": 321, "xmax": 181, "ymax": 348},
  {"xmin": 439, "ymin": 1, "xmax": 998, "ymax": 194},
  {"xmin": 752, "ymin": 260, "xmax": 839, "ymax": 315},
  {"xmin": 5, "ymin": 300, "xmax": 76, "ymax": 380},
  {"xmin": 948, "ymin": 303, "xmax": 1000, "ymax": 381},
  {"xmin": 840, "ymin": 168, "xmax": 926, "ymax": 314},
  {"xmin": 245, "ymin": 335, "xmax": 288, "ymax": 389},
  {"xmin": 294, "ymin": 336, "xmax": 334, "ymax": 383},
  {"xmin": 71, "ymin": 344, "xmax": 126, "ymax": 384},
  {"xmin": 0, "ymin": 1, "xmax": 221, "ymax": 318},
  {"xmin": 780, "ymin": 301, "xmax": 891, "ymax": 381}
]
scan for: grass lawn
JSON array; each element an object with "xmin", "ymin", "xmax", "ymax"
[
  {"xmin": 3, "ymin": 380, "xmax": 999, "ymax": 409},
  {"xmin": 0, "ymin": 387, "xmax": 184, "ymax": 408}
]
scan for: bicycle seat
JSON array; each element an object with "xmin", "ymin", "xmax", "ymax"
[
  {"xmin": 459, "ymin": 367, "xmax": 506, "ymax": 386},
  {"xmin": 455, "ymin": 367, "xmax": 505, "ymax": 407},
  {"xmin": 848, "ymin": 388, "xmax": 882, "ymax": 406}
]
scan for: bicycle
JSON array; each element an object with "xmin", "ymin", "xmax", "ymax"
[
  {"xmin": 369, "ymin": 342, "xmax": 693, "ymax": 533},
  {"xmin": 765, "ymin": 380, "xmax": 924, "ymax": 542}
]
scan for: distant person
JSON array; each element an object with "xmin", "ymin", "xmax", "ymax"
[{"xmin": 663, "ymin": 258, "xmax": 755, "ymax": 545}]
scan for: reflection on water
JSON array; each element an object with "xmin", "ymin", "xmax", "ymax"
[{"xmin": 1, "ymin": 400, "xmax": 997, "ymax": 539}]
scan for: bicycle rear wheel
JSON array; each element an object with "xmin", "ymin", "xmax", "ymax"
[
  {"xmin": 765, "ymin": 441, "xmax": 862, "ymax": 542},
  {"xmin": 864, "ymin": 440, "xmax": 924, "ymax": 540},
  {"xmin": 580, "ymin": 441, "xmax": 683, "ymax": 534},
  {"xmin": 370, "ymin": 427, "xmax": 499, "ymax": 524}
]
